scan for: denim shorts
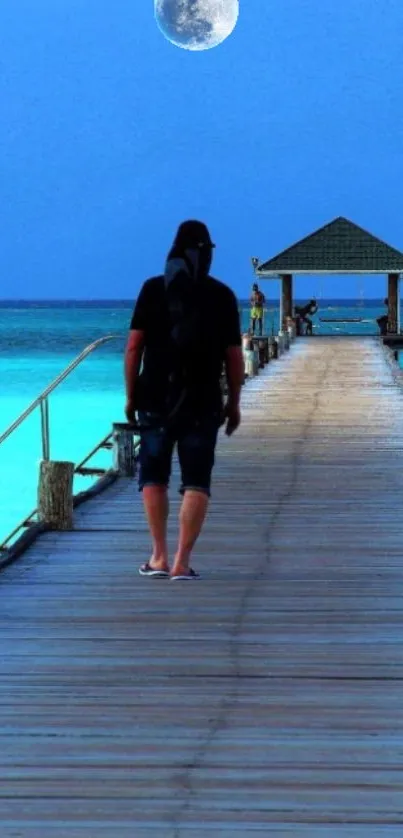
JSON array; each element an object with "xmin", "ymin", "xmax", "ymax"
[{"xmin": 138, "ymin": 412, "xmax": 221, "ymax": 497}]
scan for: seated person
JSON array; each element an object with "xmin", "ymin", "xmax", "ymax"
[{"xmin": 376, "ymin": 297, "xmax": 388, "ymax": 336}]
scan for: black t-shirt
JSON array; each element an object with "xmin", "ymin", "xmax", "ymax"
[{"xmin": 130, "ymin": 274, "xmax": 241, "ymax": 416}]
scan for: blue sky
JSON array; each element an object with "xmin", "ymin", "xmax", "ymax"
[{"xmin": 0, "ymin": 0, "xmax": 402, "ymax": 300}]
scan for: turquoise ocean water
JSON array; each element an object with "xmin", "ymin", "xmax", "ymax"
[{"xmin": 0, "ymin": 298, "xmax": 400, "ymax": 548}]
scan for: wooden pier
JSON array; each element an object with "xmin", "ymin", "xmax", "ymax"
[{"xmin": 2, "ymin": 336, "xmax": 403, "ymax": 835}]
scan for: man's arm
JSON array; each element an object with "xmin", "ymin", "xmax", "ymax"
[
  {"xmin": 223, "ymin": 290, "xmax": 243, "ymax": 435},
  {"xmin": 224, "ymin": 345, "xmax": 244, "ymax": 409},
  {"xmin": 124, "ymin": 329, "xmax": 145, "ymax": 402},
  {"xmin": 124, "ymin": 282, "xmax": 149, "ymax": 419}
]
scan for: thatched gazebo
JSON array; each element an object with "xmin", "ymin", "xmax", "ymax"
[{"xmin": 252, "ymin": 217, "xmax": 403, "ymax": 334}]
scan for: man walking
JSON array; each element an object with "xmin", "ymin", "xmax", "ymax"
[{"xmin": 124, "ymin": 220, "xmax": 244, "ymax": 580}]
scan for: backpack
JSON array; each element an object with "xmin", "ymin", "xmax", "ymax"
[{"xmin": 163, "ymin": 269, "xmax": 205, "ymax": 422}]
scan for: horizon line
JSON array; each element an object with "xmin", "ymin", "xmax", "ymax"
[{"xmin": 0, "ymin": 296, "xmax": 389, "ymax": 303}]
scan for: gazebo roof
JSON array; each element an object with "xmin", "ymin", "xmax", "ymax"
[{"xmin": 256, "ymin": 217, "xmax": 403, "ymax": 276}]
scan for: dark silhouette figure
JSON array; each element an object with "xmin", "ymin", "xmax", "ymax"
[
  {"xmin": 294, "ymin": 299, "xmax": 318, "ymax": 336},
  {"xmin": 376, "ymin": 298, "xmax": 388, "ymax": 336},
  {"xmin": 124, "ymin": 220, "xmax": 244, "ymax": 580}
]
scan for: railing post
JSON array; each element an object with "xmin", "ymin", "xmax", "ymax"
[
  {"xmin": 276, "ymin": 333, "xmax": 285, "ymax": 355},
  {"xmin": 38, "ymin": 460, "xmax": 74, "ymax": 530},
  {"xmin": 388, "ymin": 273, "xmax": 399, "ymax": 334},
  {"xmin": 113, "ymin": 423, "xmax": 137, "ymax": 477},
  {"xmin": 242, "ymin": 333, "xmax": 253, "ymax": 379},
  {"xmin": 252, "ymin": 345, "xmax": 260, "ymax": 374},
  {"xmin": 251, "ymin": 337, "xmax": 269, "ymax": 368},
  {"xmin": 243, "ymin": 349, "xmax": 257, "ymax": 378},
  {"xmin": 285, "ymin": 317, "xmax": 296, "ymax": 342},
  {"xmin": 268, "ymin": 337, "xmax": 278, "ymax": 359},
  {"xmin": 40, "ymin": 398, "xmax": 50, "ymax": 461},
  {"xmin": 258, "ymin": 337, "xmax": 269, "ymax": 366}
]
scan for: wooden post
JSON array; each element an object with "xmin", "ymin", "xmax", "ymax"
[
  {"xmin": 285, "ymin": 316, "xmax": 296, "ymax": 341},
  {"xmin": 276, "ymin": 334, "xmax": 284, "ymax": 355},
  {"xmin": 251, "ymin": 336, "xmax": 269, "ymax": 367},
  {"xmin": 281, "ymin": 275, "xmax": 293, "ymax": 331},
  {"xmin": 278, "ymin": 279, "xmax": 283, "ymax": 335},
  {"xmin": 38, "ymin": 460, "xmax": 74, "ymax": 530},
  {"xmin": 113, "ymin": 423, "xmax": 137, "ymax": 477},
  {"xmin": 258, "ymin": 337, "xmax": 269, "ymax": 366},
  {"xmin": 243, "ymin": 349, "xmax": 255, "ymax": 378},
  {"xmin": 388, "ymin": 274, "xmax": 399, "ymax": 334},
  {"xmin": 253, "ymin": 347, "xmax": 260, "ymax": 375},
  {"xmin": 268, "ymin": 337, "xmax": 278, "ymax": 359}
]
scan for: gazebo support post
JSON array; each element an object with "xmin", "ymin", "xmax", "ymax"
[
  {"xmin": 387, "ymin": 273, "xmax": 400, "ymax": 334},
  {"xmin": 281, "ymin": 274, "xmax": 293, "ymax": 331}
]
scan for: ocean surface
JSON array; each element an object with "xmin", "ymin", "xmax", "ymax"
[{"xmin": 0, "ymin": 298, "xmax": 400, "ymax": 548}]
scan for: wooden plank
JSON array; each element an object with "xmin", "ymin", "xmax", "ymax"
[{"xmin": 1, "ymin": 338, "xmax": 403, "ymax": 833}]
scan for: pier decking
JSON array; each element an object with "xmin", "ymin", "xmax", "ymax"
[{"xmin": 2, "ymin": 337, "xmax": 403, "ymax": 835}]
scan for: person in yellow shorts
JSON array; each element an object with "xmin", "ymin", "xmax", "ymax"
[{"xmin": 250, "ymin": 283, "xmax": 265, "ymax": 336}]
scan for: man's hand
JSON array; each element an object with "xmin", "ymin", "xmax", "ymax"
[
  {"xmin": 224, "ymin": 346, "xmax": 244, "ymax": 435},
  {"xmin": 125, "ymin": 399, "xmax": 136, "ymax": 424},
  {"xmin": 224, "ymin": 401, "xmax": 241, "ymax": 437}
]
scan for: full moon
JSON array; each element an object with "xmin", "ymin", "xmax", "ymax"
[{"xmin": 155, "ymin": 0, "xmax": 239, "ymax": 51}]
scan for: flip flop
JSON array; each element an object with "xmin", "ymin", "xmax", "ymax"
[
  {"xmin": 139, "ymin": 562, "xmax": 170, "ymax": 578},
  {"xmin": 170, "ymin": 568, "xmax": 200, "ymax": 581}
]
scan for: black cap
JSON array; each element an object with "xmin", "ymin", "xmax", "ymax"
[{"xmin": 173, "ymin": 220, "xmax": 215, "ymax": 250}]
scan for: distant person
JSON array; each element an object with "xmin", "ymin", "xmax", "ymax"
[
  {"xmin": 294, "ymin": 299, "xmax": 318, "ymax": 336},
  {"xmin": 124, "ymin": 220, "xmax": 244, "ymax": 580},
  {"xmin": 250, "ymin": 283, "xmax": 266, "ymax": 336},
  {"xmin": 376, "ymin": 297, "xmax": 388, "ymax": 336}
]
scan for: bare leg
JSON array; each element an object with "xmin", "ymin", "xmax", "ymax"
[
  {"xmin": 142, "ymin": 486, "xmax": 170, "ymax": 571},
  {"xmin": 171, "ymin": 490, "xmax": 209, "ymax": 576}
]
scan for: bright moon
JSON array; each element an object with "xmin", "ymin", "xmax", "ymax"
[{"xmin": 155, "ymin": 0, "xmax": 239, "ymax": 51}]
